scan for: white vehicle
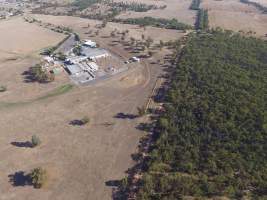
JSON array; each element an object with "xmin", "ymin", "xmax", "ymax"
[{"xmin": 130, "ymin": 56, "xmax": 140, "ymax": 62}]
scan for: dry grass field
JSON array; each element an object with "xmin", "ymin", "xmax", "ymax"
[
  {"xmin": 115, "ymin": 0, "xmax": 196, "ymax": 25},
  {"xmin": 201, "ymin": 0, "xmax": 267, "ymax": 37},
  {"xmin": 0, "ymin": 17, "xmax": 68, "ymax": 103},
  {"xmin": 0, "ymin": 65, "xmax": 155, "ymax": 200},
  {"xmin": 0, "ymin": 14, "xmax": 174, "ymax": 200},
  {"xmin": 30, "ymin": 14, "xmax": 186, "ymax": 43},
  {"xmin": 0, "ymin": 17, "xmax": 64, "ymax": 58}
]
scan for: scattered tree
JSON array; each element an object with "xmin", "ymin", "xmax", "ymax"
[
  {"xmin": 0, "ymin": 85, "xmax": 7, "ymax": 92},
  {"xmin": 29, "ymin": 167, "xmax": 47, "ymax": 188},
  {"xmin": 31, "ymin": 135, "xmax": 41, "ymax": 147},
  {"xmin": 137, "ymin": 106, "xmax": 146, "ymax": 117},
  {"xmin": 159, "ymin": 40, "xmax": 164, "ymax": 50},
  {"xmin": 81, "ymin": 116, "xmax": 90, "ymax": 125}
]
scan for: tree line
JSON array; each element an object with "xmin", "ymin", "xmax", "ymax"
[
  {"xmin": 113, "ymin": 17, "xmax": 193, "ymax": 30},
  {"xmin": 195, "ymin": 9, "xmax": 209, "ymax": 30},
  {"xmin": 190, "ymin": 0, "xmax": 201, "ymax": 10}
]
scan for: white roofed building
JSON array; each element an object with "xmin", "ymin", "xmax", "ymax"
[{"xmin": 83, "ymin": 40, "xmax": 97, "ymax": 48}]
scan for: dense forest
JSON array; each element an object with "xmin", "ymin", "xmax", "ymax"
[{"xmin": 136, "ymin": 30, "xmax": 267, "ymax": 199}]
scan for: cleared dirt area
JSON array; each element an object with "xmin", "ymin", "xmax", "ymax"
[
  {"xmin": 0, "ymin": 14, "xmax": 172, "ymax": 200},
  {"xmin": 115, "ymin": 0, "xmax": 196, "ymax": 25},
  {"xmin": 201, "ymin": 0, "xmax": 267, "ymax": 37}
]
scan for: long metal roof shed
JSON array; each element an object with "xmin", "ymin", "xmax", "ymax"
[{"xmin": 65, "ymin": 64, "xmax": 82, "ymax": 75}]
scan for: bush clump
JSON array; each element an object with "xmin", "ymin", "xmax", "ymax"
[
  {"xmin": 29, "ymin": 64, "xmax": 55, "ymax": 83},
  {"xmin": 31, "ymin": 135, "xmax": 41, "ymax": 147},
  {"xmin": 137, "ymin": 106, "xmax": 146, "ymax": 117},
  {"xmin": 81, "ymin": 116, "xmax": 90, "ymax": 125},
  {"xmin": 0, "ymin": 85, "xmax": 7, "ymax": 92},
  {"xmin": 29, "ymin": 167, "xmax": 47, "ymax": 188}
]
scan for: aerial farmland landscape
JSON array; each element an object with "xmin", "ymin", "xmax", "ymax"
[{"xmin": 0, "ymin": 0, "xmax": 266, "ymax": 200}]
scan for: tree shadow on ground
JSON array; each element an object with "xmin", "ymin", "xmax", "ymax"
[
  {"xmin": 69, "ymin": 119, "xmax": 84, "ymax": 126},
  {"xmin": 11, "ymin": 141, "xmax": 32, "ymax": 148},
  {"xmin": 114, "ymin": 112, "xmax": 137, "ymax": 120},
  {"xmin": 8, "ymin": 171, "xmax": 32, "ymax": 187},
  {"xmin": 136, "ymin": 122, "xmax": 152, "ymax": 132},
  {"xmin": 21, "ymin": 70, "xmax": 35, "ymax": 83},
  {"xmin": 105, "ymin": 180, "xmax": 121, "ymax": 187}
]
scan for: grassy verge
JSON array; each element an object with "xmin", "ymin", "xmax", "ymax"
[
  {"xmin": 0, "ymin": 84, "xmax": 74, "ymax": 109},
  {"xmin": 37, "ymin": 84, "xmax": 74, "ymax": 100}
]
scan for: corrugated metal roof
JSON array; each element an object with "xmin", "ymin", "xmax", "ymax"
[
  {"xmin": 66, "ymin": 64, "xmax": 82, "ymax": 74},
  {"xmin": 82, "ymin": 47, "xmax": 109, "ymax": 58}
]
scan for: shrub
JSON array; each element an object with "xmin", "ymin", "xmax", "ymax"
[
  {"xmin": 81, "ymin": 116, "xmax": 90, "ymax": 125},
  {"xmin": 29, "ymin": 167, "xmax": 47, "ymax": 188},
  {"xmin": 31, "ymin": 135, "xmax": 41, "ymax": 147},
  {"xmin": 0, "ymin": 85, "xmax": 7, "ymax": 92},
  {"xmin": 137, "ymin": 106, "xmax": 146, "ymax": 117}
]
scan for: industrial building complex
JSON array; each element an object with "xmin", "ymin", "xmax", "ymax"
[{"xmin": 42, "ymin": 38, "xmax": 130, "ymax": 85}]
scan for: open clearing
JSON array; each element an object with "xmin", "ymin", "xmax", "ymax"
[
  {"xmin": 0, "ymin": 15, "xmax": 172, "ymax": 200},
  {"xmin": 201, "ymin": 0, "xmax": 267, "ymax": 37}
]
